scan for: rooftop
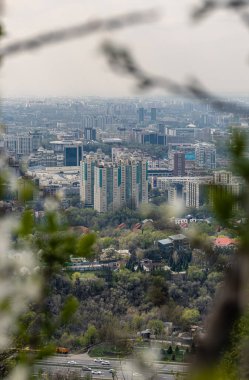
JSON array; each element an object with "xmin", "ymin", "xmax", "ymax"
[
  {"xmin": 169, "ymin": 234, "xmax": 187, "ymax": 241},
  {"xmin": 214, "ymin": 237, "xmax": 237, "ymax": 247},
  {"xmin": 158, "ymin": 238, "xmax": 173, "ymax": 246}
]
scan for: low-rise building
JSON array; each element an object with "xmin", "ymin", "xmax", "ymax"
[{"xmin": 158, "ymin": 234, "xmax": 189, "ymax": 255}]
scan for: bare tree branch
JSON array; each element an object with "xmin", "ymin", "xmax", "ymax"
[
  {"xmin": 191, "ymin": 0, "xmax": 249, "ymax": 21},
  {"xmin": 101, "ymin": 40, "xmax": 249, "ymax": 115},
  {"xmin": 0, "ymin": 9, "xmax": 157, "ymax": 58}
]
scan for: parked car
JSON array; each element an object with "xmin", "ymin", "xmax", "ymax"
[
  {"xmin": 91, "ymin": 370, "xmax": 102, "ymax": 375},
  {"xmin": 82, "ymin": 366, "xmax": 92, "ymax": 371},
  {"xmin": 94, "ymin": 358, "xmax": 103, "ymax": 362}
]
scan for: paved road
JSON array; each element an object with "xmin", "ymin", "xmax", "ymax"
[{"xmin": 33, "ymin": 354, "xmax": 188, "ymax": 380}]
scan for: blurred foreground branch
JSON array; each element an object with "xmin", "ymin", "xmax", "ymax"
[
  {"xmin": 191, "ymin": 0, "xmax": 249, "ymax": 29},
  {"xmin": 0, "ymin": 9, "xmax": 157, "ymax": 58},
  {"xmin": 101, "ymin": 40, "xmax": 249, "ymax": 115},
  {"xmin": 191, "ymin": 0, "xmax": 249, "ymax": 20}
]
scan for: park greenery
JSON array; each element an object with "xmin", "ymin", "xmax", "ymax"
[{"xmin": 13, "ymin": 200, "xmax": 232, "ymax": 354}]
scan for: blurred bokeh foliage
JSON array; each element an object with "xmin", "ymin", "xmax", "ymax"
[
  {"xmin": 190, "ymin": 132, "xmax": 249, "ymax": 379},
  {"xmin": 1, "ymin": 1, "xmax": 249, "ymax": 379},
  {"xmin": 0, "ymin": 169, "xmax": 96, "ymax": 377}
]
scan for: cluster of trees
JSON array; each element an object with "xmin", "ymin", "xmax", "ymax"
[
  {"xmin": 17, "ymin": 245, "xmax": 226, "ymax": 352},
  {"xmin": 161, "ymin": 345, "xmax": 183, "ymax": 362},
  {"xmin": 64, "ymin": 207, "xmax": 140, "ymax": 231},
  {"xmin": 20, "ymin": 193, "xmax": 235, "ymax": 359}
]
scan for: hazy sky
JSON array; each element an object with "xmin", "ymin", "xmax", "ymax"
[{"xmin": 1, "ymin": 0, "xmax": 249, "ymax": 97}]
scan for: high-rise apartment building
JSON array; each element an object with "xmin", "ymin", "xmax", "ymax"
[
  {"xmin": 94, "ymin": 163, "xmax": 122, "ymax": 212},
  {"xmin": 29, "ymin": 131, "xmax": 43, "ymax": 151},
  {"xmin": 195, "ymin": 143, "xmax": 216, "ymax": 170},
  {"xmin": 4, "ymin": 135, "xmax": 33, "ymax": 156},
  {"xmin": 185, "ymin": 180, "xmax": 206, "ymax": 209},
  {"xmin": 214, "ymin": 170, "xmax": 232, "ymax": 185},
  {"xmin": 80, "ymin": 152, "xmax": 97, "ymax": 207},
  {"xmin": 80, "ymin": 152, "xmax": 148, "ymax": 212},
  {"xmin": 84, "ymin": 127, "xmax": 96, "ymax": 141},
  {"xmin": 155, "ymin": 176, "xmax": 213, "ymax": 209},
  {"xmin": 151, "ymin": 108, "xmax": 157, "ymax": 122},
  {"xmin": 213, "ymin": 170, "xmax": 243, "ymax": 199},
  {"xmin": 138, "ymin": 107, "xmax": 144, "ymax": 123},
  {"xmin": 119, "ymin": 157, "xmax": 148, "ymax": 209},
  {"xmin": 173, "ymin": 152, "xmax": 185, "ymax": 176},
  {"xmin": 168, "ymin": 183, "xmax": 184, "ymax": 205}
]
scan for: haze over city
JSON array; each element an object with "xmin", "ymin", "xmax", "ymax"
[{"xmin": 1, "ymin": 0, "xmax": 249, "ymax": 97}]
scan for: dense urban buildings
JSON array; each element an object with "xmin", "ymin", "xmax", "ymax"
[
  {"xmin": 1, "ymin": 95, "xmax": 249, "ymax": 378},
  {"xmin": 1, "ymin": 95, "xmax": 248, "ymax": 212}
]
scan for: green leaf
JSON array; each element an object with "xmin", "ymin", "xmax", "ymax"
[
  {"xmin": 60, "ymin": 296, "xmax": 79, "ymax": 325},
  {"xmin": 209, "ymin": 185, "xmax": 235, "ymax": 224},
  {"xmin": 44, "ymin": 212, "xmax": 59, "ymax": 233},
  {"xmin": 230, "ymin": 131, "xmax": 246, "ymax": 158},
  {"xmin": 76, "ymin": 233, "xmax": 96, "ymax": 258},
  {"xmin": 232, "ymin": 159, "xmax": 249, "ymax": 182},
  {"xmin": 18, "ymin": 209, "xmax": 34, "ymax": 237},
  {"xmin": 0, "ymin": 298, "xmax": 11, "ymax": 312},
  {"xmin": 35, "ymin": 344, "xmax": 56, "ymax": 360},
  {"xmin": 18, "ymin": 179, "xmax": 35, "ymax": 202},
  {"xmin": 0, "ymin": 174, "xmax": 5, "ymax": 198},
  {"xmin": 0, "ymin": 24, "xmax": 5, "ymax": 37}
]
